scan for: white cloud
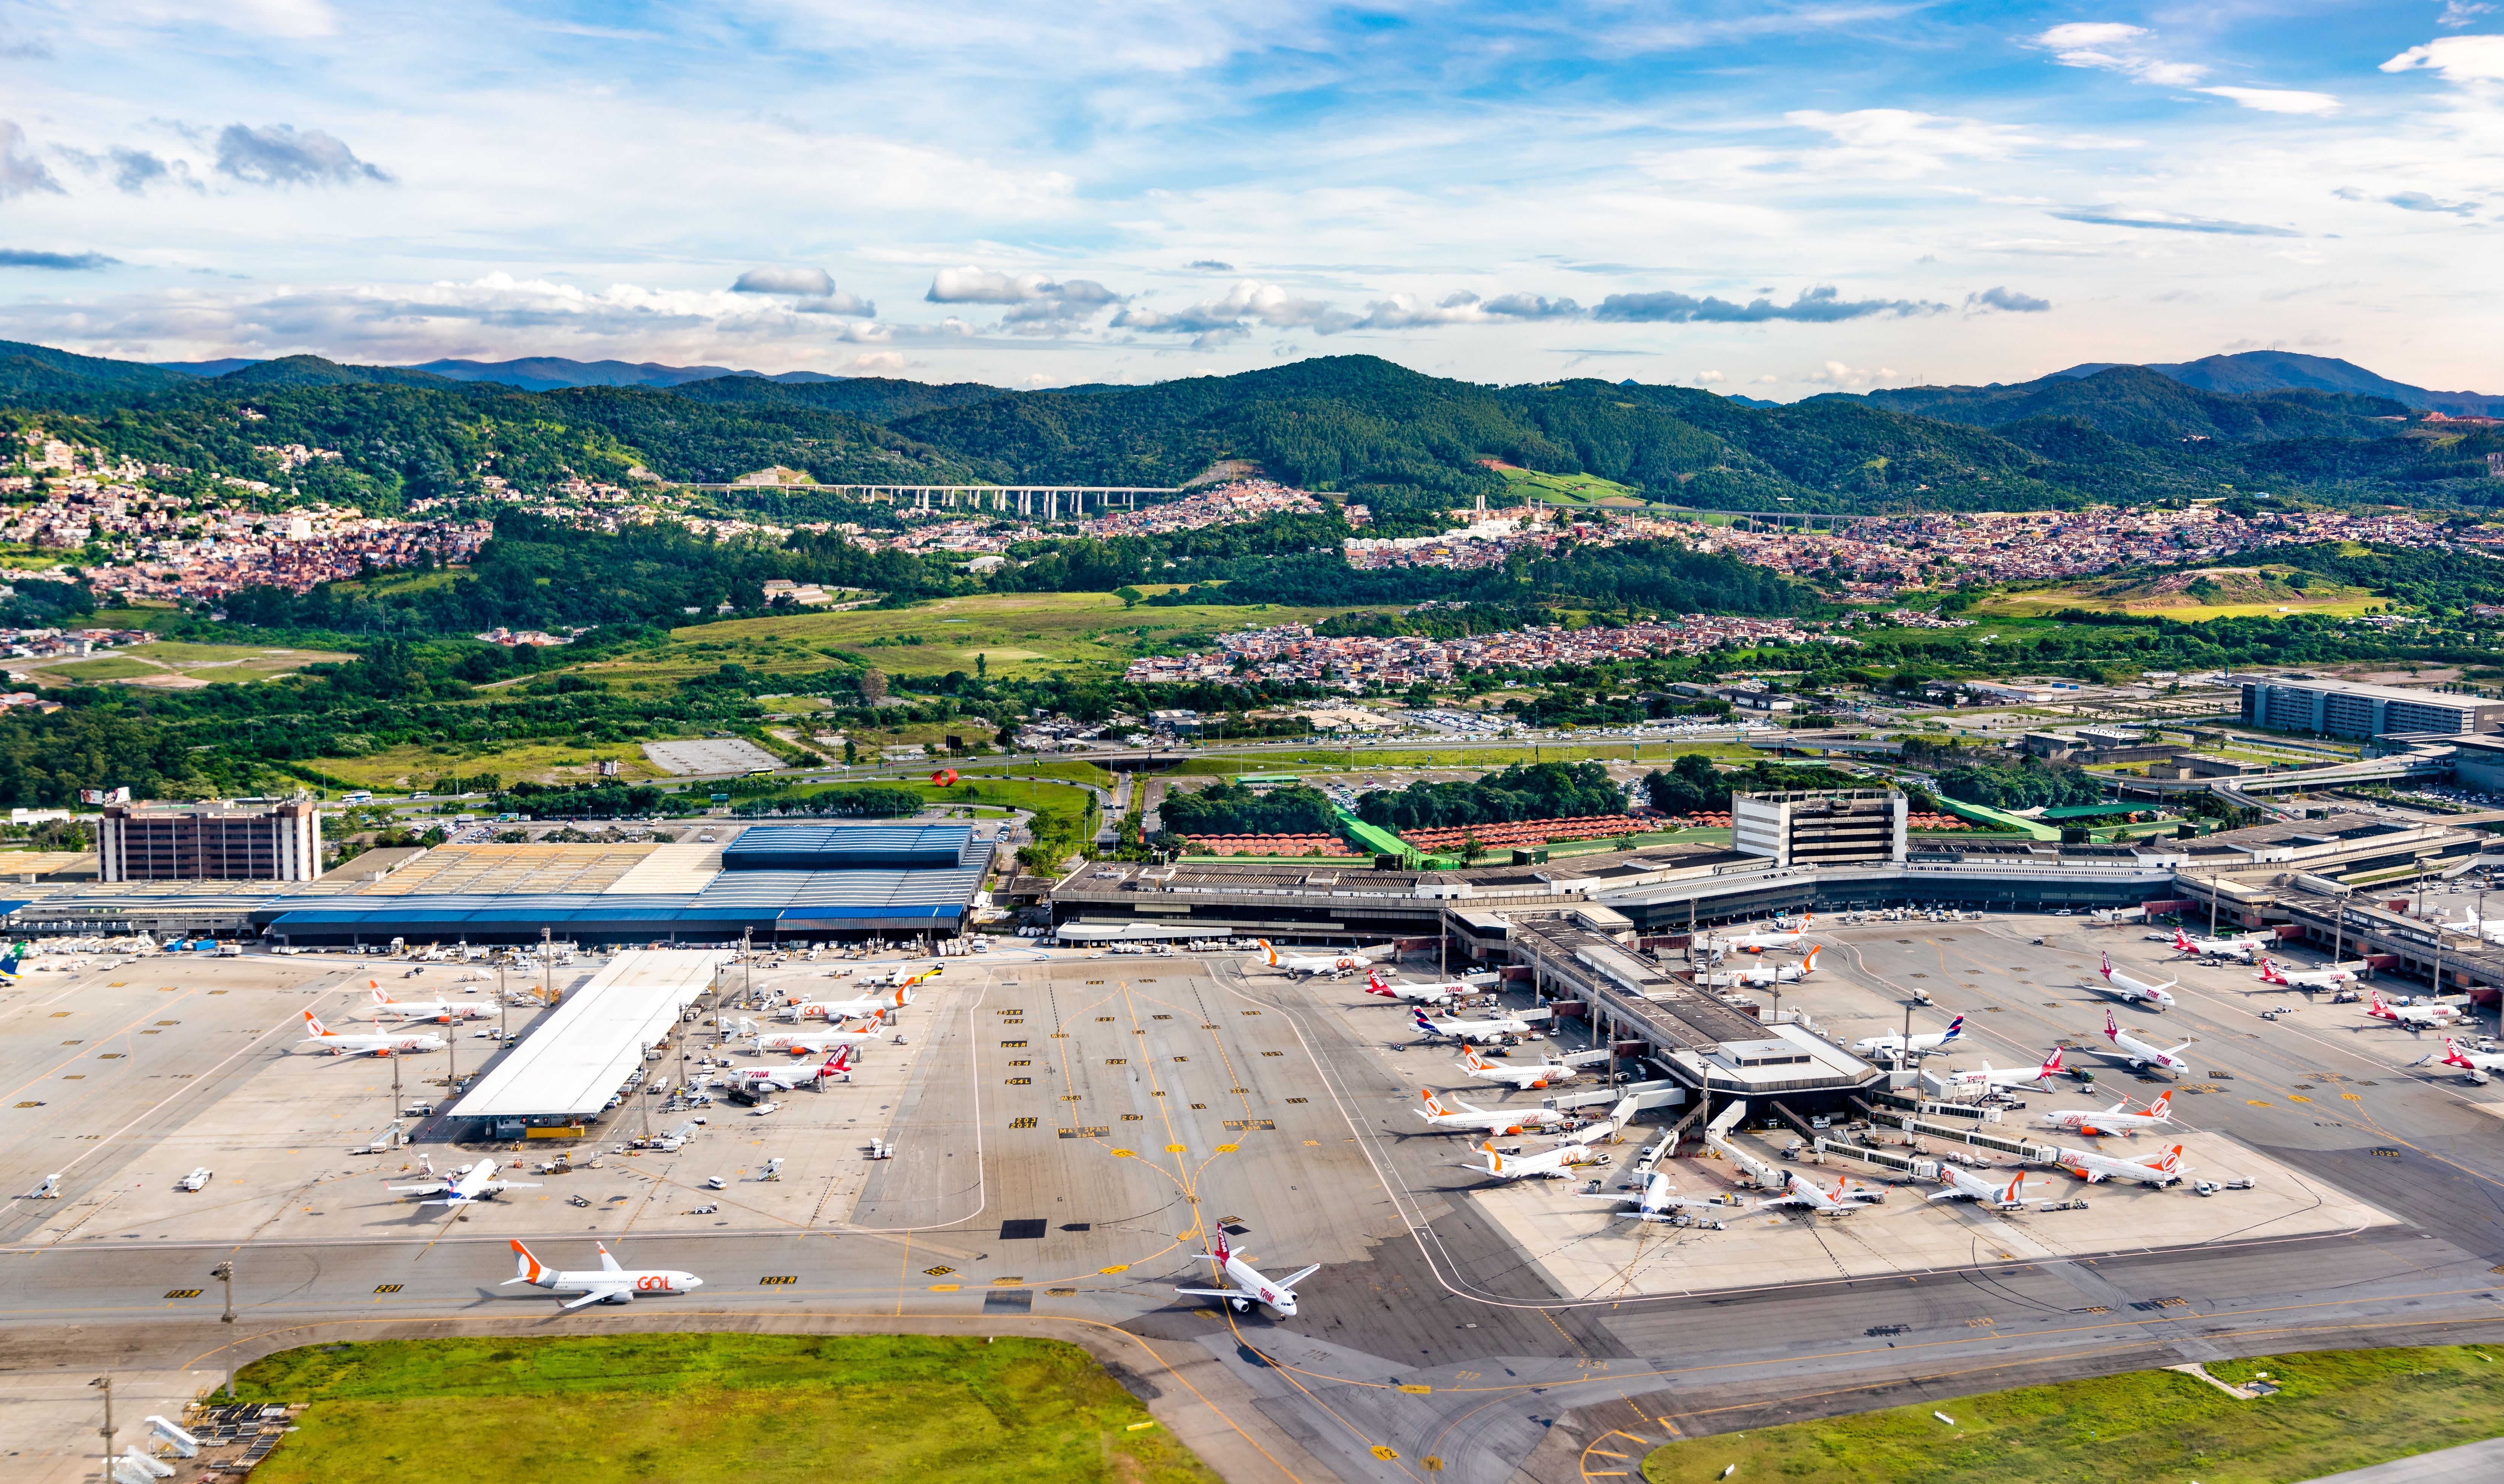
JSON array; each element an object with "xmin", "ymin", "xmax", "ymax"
[
  {"xmin": 0, "ymin": 119, "xmax": 62, "ymax": 199},
  {"xmin": 845, "ymin": 351, "xmax": 909, "ymax": 373},
  {"xmin": 1785, "ymin": 109, "xmax": 2035, "ymax": 177},
  {"xmin": 2200, "ymin": 86, "xmax": 2339, "ymax": 116},
  {"xmin": 1111, "ymin": 279, "xmax": 1356, "ymax": 347},
  {"xmin": 212, "ymin": 122, "xmax": 391, "ymax": 186},
  {"xmin": 2033, "ymin": 23, "xmax": 2207, "ymax": 86},
  {"xmin": 1691, "ymin": 370, "xmax": 1727, "ymax": 384},
  {"xmin": 924, "ymin": 266, "xmax": 1120, "ymax": 334},
  {"xmin": 1803, "ymin": 360, "xmax": 1900, "ymax": 388},
  {"xmin": 2383, "ymin": 35, "xmax": 2504, "ymax": 82},
  {"xmin": 1355, "ymin": 290, "xmax": 1582, "ymax": 328},
  {"xmin": 730, "ymin": 266, "xmax": 873, "ymax": 315}
]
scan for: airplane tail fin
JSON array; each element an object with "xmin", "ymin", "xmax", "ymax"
[
  {"xmin": 1801, "ymin": 946, "xmax": 1821, "ymax": 975},
  {"xmin": 2153, "ymin": 1144, "xmax": 2184, "ymax": 1173},
  {"xmin": 2101, "ymin": 950, "xmax": 2115, "ymax": 979},
  {"xmin": 2442, "ymin": 1036, "xmax": 2470, "ymax": 1066},
  {"xmin": 2040, "ymin": 1046, "xmax": 2064, "ymax": 1078},
  {"xmin": 1210, "ymin": 1232, "xmax": 1230, "ymax": 1265},
  {"xmin": 508, "ymin": 1238, "xmax": 547, "ymax": 1285},
  {"xmin": 1256, "ymin": 939, "xmax": 1278, "ymax": 966},
  {"xmin": 2103, "ymin": 1005, "xmax": 2120, "ymax": 1038},
  {"xmin": 301, "ymin": 1009, "xmax": 329, "ymax": 1037},
  {"xmin": 1462, "ymin": 1045, "xmax": 1488, "ymax": 1070},
  {"xmin": 2147, "ymin": 1089, "xmax": 2172, "ymax": 1120},
  {"xmin": 2002, "ymin": 1171, "xmax": 2025, "ymax": 1204},
  {"xmin": 596, "ymin": 1242, "xmax": 623, "ymax": 1274},
  {"xmin": 1942, "ymin": 1015, "xmax": 1965, "ymax": 1041},
  {"xmin": 1422, "ymin": 1089, "xmax": 1449, "ymax": 1117}
]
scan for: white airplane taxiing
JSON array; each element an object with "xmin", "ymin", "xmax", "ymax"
[
  {"xmin": 1852, "ymin": 1014, "xmax": 1965, "ymax": 1059},
  {"xmin": 1761, "ymin": 1169, "xmax": 1880, "ymax": 1217},
  {"xmin": 387, "ymin": 1156, "xmax": 540, "ymax": 1205},
  {"xmin": 1942, "ymin": 1046, "xmax": 2065, "ymax": 1094},
  {"xmin": 1256, "ymin": 939, "xmax": 1378, "ymax": 979},
  {"xmin": 1702, "ymin": 946, "xmax": 1824, "ymax": 990},
  {"xmin": 1412, "ymin": 1005, "xmax": 1532, "ymax": 1044},
  {"xmin": 748, "ymin": 1010, "xmax": 890, "ymax": 1055},
  {"xmin": 788, "ymin": 985, "xmax": 914, "ymax": 1021},
  {"xmin": 1454, "ymin": 1044, "xmax": 1581, "ymax": 1089},
  {"xmin": 297, "ymin": 1010, "xmax": 445, "ymax": 1058},
  {"xmin": 2419, "ymin": 1036, "xmax": 2504, "ymax": 1085},
  {"xmin": 1460, "ymin": 1137, "xmax": 1605, "ymax": 1181},
  {"xmin": 1578, "ymin": 1171, "xmax": 1736, "ymax": 1224},
  {"xmin": 1362, "ymin": 968, "xmax": 1469, "ymax": 1006},
  {"xmin": 1173, "ymin": 1234, "xmax": 1317, "ymax": 1316},
  {"xmin": 2101, "ymin": 1007, "xmax": 2194, "ymax": 1076},
  {"xmin": 2046, "ymin": 1141, "xmax": 2188, "ymax": 1186},
  {"xmin": 1413, "ymin": 1088, "xmax": 1568, "ymax": 1135},
  {"xmin": 1928, "ymin": 1166, "xmax": 2028, "ymax": 1208},
  {"xmin": 367, "ymin": 984, "xmax": 494, "ymax": 1022},
  {"xmin": 728, "ymin": 1048, "xmax": 855, "ymax": 1091},
  {"xmin": 2256, "ymin": 956, "xmax": 2356, "ymax": 991},
  {"xmin": 2039, "ymin": 1089, "xmax": 2173, "ymax": 1138},
  {"xmin": 2365, "ymin": 990, "xmax": 2465, "ymax": 1030},
  {"xmin": 1716, "ymin": 914, "xmax": 1814, "ymax": 954},
  {"xmin": 2096, "ymin": 952, "xmax": 2178, "ymax": 1010},
  {"xmin": 506, "ymin": 1239, "xmax": 704, "ymax": 1311},
  {"xmin": 2173, "ymin": 927, "xmax": 2269, "ymax": 962}
]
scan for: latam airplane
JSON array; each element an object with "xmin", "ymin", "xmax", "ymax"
[
  {"xmin": 1362, "ymin": 969, "xmax": 1470, "ymax": 1006},
  {"xmin": 728, "ymin": 1048, "xmax": 855, "ymax": 1091},
  {"xmin": 2101, "ymin": 1007, "xmax": 2194, "ymax": 1076},
  {"xmin": 2256, "ymin": 956, "xmax": 2356, "ymax": 991},
  {"xmin": 2046, "ymin": 1141, "xmax": 2188, "ymax": 1187},
  {"xmin": 1929, "ymin": 1166, "xmax": 2029, "ymax": 1208},
  {"xmin": 296, "ymin": 1010, "xmax": 445, "ymax": 1058},
  {"xmin": 2040, "ymin": 1089, "xmax": 2174, "ymax": 1138},
  {"xmin": 1454, "ymin": 1044, "xmax": 1581, "ymax": 1090},
  {"xmin": 2366, "ymin": 990, "xmax": 2466, "ymax": 1030},
  {"xmin": 1256, "ymin": 940, "xmax": 1378, "ymax": 979},
  {"xmin": 1460, "ymin": 1138, "xmax": 1606, "ymax": 1181},
  {"xmin": 1413, "ymin": 1089, "xmax": 1568, "ymax": 1135},
  {"xmin": 387, "ymin": 1157, "xmax": 540, "ymax": 1205},
  {"xmin": 2096, "ymin": 953, "xmax": 2178, "ymax": 1010},
  {"xmin": 1173, "ymin": 1234, "xmax": 1318, "ymax": 1316},
  {"xmin": 367, "ymin": 984, "xmax": 494, "ymax": 1022},
  {"xmin": 505, "ymin": 1240, "xmax": 704, "ymax": 1311},
  {"xmin": 1411, "ymin": 1005, "xmax": 1532, "ymax": 1045},
  {"xmin": 1579, "ymin": 1171, "xmax": 1737, "ymax": 1225},
  {"xmin": 1853, "ymin": 1014, "xmax": 1965, "ymax": 1059}
]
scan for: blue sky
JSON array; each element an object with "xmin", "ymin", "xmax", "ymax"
[{"xmin": 1, "ymin": 1, "xmax": 2498, "ymax": 394}]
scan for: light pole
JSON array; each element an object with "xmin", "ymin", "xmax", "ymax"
[
  {"xmin": 91, "ymin": 1375, "xmax": 112, "ymax": 1477},
  {"xmin": 212, "ymin": 1261, "xmax": 236, "ymax": 1399}
]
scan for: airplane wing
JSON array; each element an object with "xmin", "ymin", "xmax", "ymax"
[
  {"xmin": 383, "ymin": 1183, "xmax": 449, "ymax": 1195},
  {"xmin": 1172, "ymin": 1286, "xmax": 1242, "ymax": 1300},
  {"xmin": 485, "ymin": 1181, "xmax": 542, "ymax": 1192},
  {"xmin": 1279, "ymin": 1263, "xmax": 1322, "ymax": 1287},
  {"xmin": 561, "ymin": 1287, "xmax": 624, "ymax": 1311}
]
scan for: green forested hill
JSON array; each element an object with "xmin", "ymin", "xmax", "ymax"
[{"xmin": 1855, "ymin": 364, "xmax": 2405, "ymax": 443}]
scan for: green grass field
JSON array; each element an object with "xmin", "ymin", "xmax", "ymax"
[
  {"xmin": 1643, "ymin": 1346, "xmax": 2504, "ymax": 1484},
  {"xmin": 235, "ymin": 1334, "xmax": 1221, "ymax": 1484},
  {"xmin": 1492, "ymin": 465, "xmax": 1653, "ymax": 508},
  {"xmin": 15, "ymin": 639, "xmax": 354, "ymax": 688},
  {"xmin": 1978, "ymin": 564, "xmax": 2381, "ymax": 622}
]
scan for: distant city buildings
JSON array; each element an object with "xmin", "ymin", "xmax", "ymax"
[{"xmin": 1127, "ymin": 614, "xmax": 1855, "ymax": 690}]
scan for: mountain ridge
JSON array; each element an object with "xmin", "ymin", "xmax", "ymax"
[{"xmin": 2044, "ymin": 350, "xmax": 2501, "ymax": 416}]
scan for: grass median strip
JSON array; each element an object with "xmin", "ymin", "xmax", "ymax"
[
  {"xmin": 1644, "ymin": 1346, "xmax": 2504, "ymax": 1484},
  {"xmin": 236, "ymin": 1334, "xmax": 1222, "ymax": 1484}
]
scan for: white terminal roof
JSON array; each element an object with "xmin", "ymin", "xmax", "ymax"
[{"xmin": 451, "ymin": 948, "xmax": 731, "ymax": 1121}]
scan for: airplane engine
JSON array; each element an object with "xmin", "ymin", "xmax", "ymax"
[{"xmin": 1231, "ymin": 1297, "xmax": 1251, "ymax": 1313}]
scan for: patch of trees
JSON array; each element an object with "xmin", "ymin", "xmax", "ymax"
[
  {"xmin": 1355, "ymin": 761, "xmax": 1622, "ymax": 831},
  {"xmin": 1160, "ymin": 778, "xmax": 1338, "ymax": 837}
]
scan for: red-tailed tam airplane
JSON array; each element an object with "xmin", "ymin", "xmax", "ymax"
[
  {"xmin": 2096, "ymin": 953, "xmax": 2178, "ymax": 1010},
  {"xmin": 2039, "ymin": 1089, "xmax": 2173, "ymax": 1138},
  {"xmin": 2256, "ymin": 956, "xmax": 2356, "ymax": 991},
  {"xmin": 788, "ymin": 985, "xmax": 914, "ymax": 1021},
  {"xmin": 1454, "ymin": 1044, "xmax": 1580, "ymax": 1089},
  {"xmin": 2101, "ymin": 1006, "xmax": 2194, "ymax": 1076},
  {"xmin": 1943, "ymin": 1046, "xmax": 2065, "ymax": 1093},
  {"xmin": 2421, "ymin": 1036, "xmax": 2504, "ymax": 1085},
  {"xmin": 748, "ymin": 1010, "xmax": 890, "ymax": 1055},
  {"xmin": 727, "ymin": 1048, "xmax": 854, "ymax": 1091},
  {"xmin": 1173, "ymin": 1233, "xmax": 1317, "ymax": 1316},
  {"xmin": 1256, "ymin": 939, "xmax": 1378, "ymax": 979},
  {"xmin": 1363, "ymin": 968, "xmax": 1469, "ymax": 1005},
  {"xmin": 2172, "ymin": 926, "xmax": 2269, "ymax": 961},
  {"xmin": 2366, "ymin": 989, "xmax": 2465, "ymax": 1030},
  {"xmin": 387, "ymin": 1155, "xmax": 539, "ymax": 1205},
  {"xmin": 2046, "ymin": 1141, "xmax": 2187, "ymax": 1186},
  {"xmin": 296, "ymin": 1010, "xmax": 444, "ymax": 1058},
  {"xmin": 1413, "ymin": 1088, "xmax": 1567, "ymax": 1135},
  {"xmin": 366, "ymin": 983, "xmax": 494, "ymax": 1022},
  {"xmin": 505, "ymin": 1240, "xmax": 703, "ymax": 1311},
  {"xmin": 1460, "ymin": 1137, "xmax": 1605, "ymax": 1181}
]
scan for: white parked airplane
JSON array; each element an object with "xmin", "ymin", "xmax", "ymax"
[
  {"xmin": 2045, "ymin": 1141, "xmax": 2187, "ymax": 1187},
  {"xmin": 1256, "ymin": 939, "xmax": 1378, "ymax": 979},
  {"xmin": 748, "ymin": 1010, "xmax": 890, "ymax": 1055},
  {"xmin": 1578, "ymin": 1171, "xmax": 1734, "ymax": 1224},
  {"xmin": 2101, "ymin": 1007, "xmax": 2194, "ymax": 1076},
  {"xmin": 1942, "ymin": 1046, "xmax": 2065, "ymax": 1094},
  {"xmin": 1460, "ymin": 1137, "xmax": 1606, "ymax": 1181},
  {"xmin": 1852, "ymin": 1014, "xmax": 1965, "ymax": 1059},
  {"xmin": 505, "ymin": 1239, "xmax": 704, "ymax": 1311},
  {"xmin": 2173, "ymin": 927, "xmax": 2269, "ymax": 962},
  {"xmin": 2420, "ymin": 1036, "xmax": 2504, "ymax": 1085},
  {"xmin": 367, "ymin": 984, "xmax": 494, "ymax": 1022},
  {"xmin": 728, "ymin": 1048, "xmax": 855, "ymax": 1091},
  {"xmin": 1717, "ymin": 915, "xmax": 1815, "ymax": 954},
  {"xmin": 1414, "ymin": 1089, "xmax": 1568, "ymax": 1135},
  {"xmin": 1453, "ymin": 1044, "xmax": 1581, "ymax": 1089},
  {"xmin": 2096, "ymin": 952, "xmax": 2178, "ymax": 1010},
  {"xmin": 1702, "ymin": 946, "xmax": 1824, "ymax": 990},
  {"xmin": 863, "ymin": 962, "xmax": 942, "ymax": 988},
  {"xmin": 1363, "ymin": 968, "xmax": 1469, "ymax": 1005},
  {"xmin": 2256, "ymin": 956, "xmax": 2357, "ymax": 991},
  {"xmin": 2040, "ymin": 1089, "xmax": 2174, "ymax": 1138},
  {"xmin": 1929, "ymin": 1166, "xmax": 2028, "ymax": 1208},
  {"xmin": 788, "ymin": 985, "xmax": 914, "ymax": 1021},
  {"xmin": 296, "ymin": 1010, "xmax": 445, "ymax": 1058},
  {"xmin": 1411, "ymin": 1005, "xmax": 1532, "ymax": 1044},
  {"xmin": 1761, "ymin": 1169, "xmax": 1879, "ymax": 1217},
  {"xmin": 387, "ymin": 1156, "xmax": 540, "ymax": 1205},
  {"xmin": 1172, "ymin": 1234, "xmax": 1317, "ymax": 1316},
  {"xmin": 2365, "ymin": 990, "xmax": 2466, "ymax": 1030}
]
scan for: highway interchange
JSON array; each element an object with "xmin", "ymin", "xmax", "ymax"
[{"xmin": 3, "ymin": 919, "xmax": 2502, "ymax": 1484}]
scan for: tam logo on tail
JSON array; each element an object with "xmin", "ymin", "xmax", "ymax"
[
  {"xmin": 2039, "ymin": 1046, "xmax": 2065, "ymax": 1078},
  {"xmin": 2104, "ymin": 1007, "xmax": 2121, "ymax": 1039}
]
